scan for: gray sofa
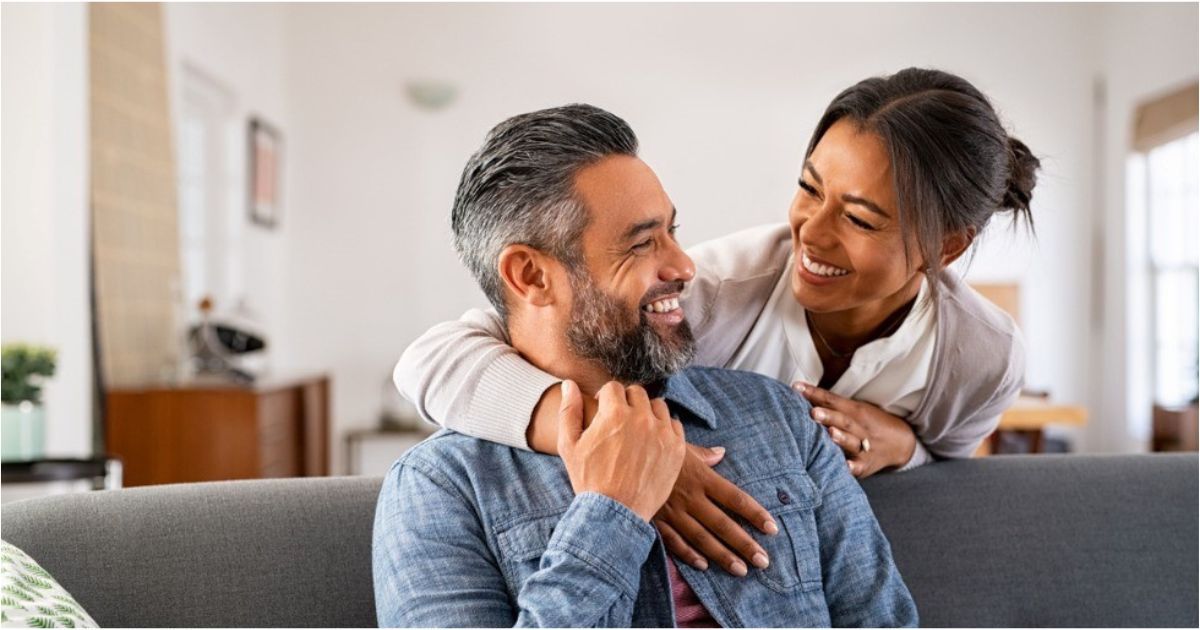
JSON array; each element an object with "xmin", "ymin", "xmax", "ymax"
[{"xmin": 3, "ymin": 454, "xmax": 1197, "ymax": 627}]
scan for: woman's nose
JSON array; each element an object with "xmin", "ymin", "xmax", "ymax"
[{"xmin": 798, "ymin": 206, "xmax": 839, "ymax": 250}]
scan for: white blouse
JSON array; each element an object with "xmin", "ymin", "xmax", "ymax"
[{"xmin": 726, "ymin": 257, "xmax": 937, "ymax": 469}]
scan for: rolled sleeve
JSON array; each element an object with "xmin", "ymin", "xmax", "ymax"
[{"xmin": 542, "ymin": 492, "xmax": 657, "ymax": 598}]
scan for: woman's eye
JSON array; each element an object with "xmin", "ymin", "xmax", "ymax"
[
  {"xmin": 798, "ymin": 180, "xmax": 820, "ymax": 197},
  {"xmin": 846, "ymin": 213, "xmax": 876, "ymax": 231}
]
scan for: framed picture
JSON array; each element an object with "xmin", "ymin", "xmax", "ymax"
[{"xmin": 248, "ymin": 117, "xmax": 283, "ymax": 228}]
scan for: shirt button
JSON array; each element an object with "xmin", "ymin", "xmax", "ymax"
[{"xmin": 777, "ymin": 489, "xmax": 791, "ymax": 504}]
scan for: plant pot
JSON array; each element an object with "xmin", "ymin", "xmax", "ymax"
[{"xmin": 1, "ymin": 402, "xmax": 45, "ymax": 462}]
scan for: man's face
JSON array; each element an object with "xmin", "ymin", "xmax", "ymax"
[{"xmin": 564, "ymin": 155, "xmax": 697, "ymax": 384}]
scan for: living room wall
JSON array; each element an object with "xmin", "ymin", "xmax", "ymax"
[
  {"xmin": 275, "ymin": 3, "xmax": 1146, "ymax": 469},
  {"xmin": 3, "ymin": 3, "xmax": 1195, "ymax": 470},
  {"xmin": 1, "ymin": 3, "xmax": 91, "ymax": 458}
]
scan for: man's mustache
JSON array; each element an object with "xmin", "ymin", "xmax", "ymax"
[{"xmin": 639, "ymin": 282, "xmax": 687, "ymax": 307}]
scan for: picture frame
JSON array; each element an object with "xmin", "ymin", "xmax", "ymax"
[{"xmin": 248, "ymin": 117, "xmax": 283, "ymax": 228}]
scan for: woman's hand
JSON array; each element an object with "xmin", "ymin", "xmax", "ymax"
[
  {"xmin": 793, "ymin": 383, "xmax": 917, "ymax": 478},
  {"xmin": 653, "ymin": 444, "xmax": 779, "ymax": 576}
]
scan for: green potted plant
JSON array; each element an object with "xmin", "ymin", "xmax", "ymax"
[{"xmin": 1, "ymin": 343, "xmax": 56, "ymax": 462}]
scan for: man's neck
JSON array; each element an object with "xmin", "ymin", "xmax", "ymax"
[{"xmin": 509, "ymin": 322, "xmax": 614, "ymax": 397}]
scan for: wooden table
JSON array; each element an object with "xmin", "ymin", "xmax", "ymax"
[{"xmin": 977, "ymin": 396, "xmax": 1088, "ymax": 455}]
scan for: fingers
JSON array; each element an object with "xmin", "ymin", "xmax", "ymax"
[
  {"xmin": 691, "ymin": 500, "xmax": 770, "ymax": 570},
  {"xmin": 686, "ymin": 443, "xmax": 727, "ymax": 466},
  {"xmin": 625, "ymin": 384, "xmax": 652, "ymax": 415},
  {"xmin": 650, "ymin": 397, "xmax": 672, "ymax": 422},
  {"xmin": 655, "ymin": 519, "xmax": 709, "ymax": 571},
  {"xmin": 556, "ymin": 380, "xmax": 584, "ymax": 454},
  {"xmin": 669, "ymin": 511, "xmax": 751, "ymax": 577},
  {"xmin": 705, "ymin": 471, "xmax": 778, "ymax": 536},
  {"xmin": 827, "ymin": 424, "xmax": 865, "ymax": 458},
  {"xmin": 596, "ymin": 380, "xmax": 628, "ymax": 407},
  {"xmin": 793, "ymin": 382, "xmax": 854, "ymax": 413},
  {"xmin": 847, "ymin": 457, "xmax": 871, "ymax": 479},
  {"xmin": 812, "ymin": 406, "xmax": 854, "ymax": 433}
]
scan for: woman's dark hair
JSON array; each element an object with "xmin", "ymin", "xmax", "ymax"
[{"xmin": 805, "ymin": 67, "xmax": 1040, "ymax": 284}]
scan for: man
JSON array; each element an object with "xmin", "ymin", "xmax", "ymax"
[{"xmin": 372, "ymin": 104, "xmax": 917, "ymax": 627}]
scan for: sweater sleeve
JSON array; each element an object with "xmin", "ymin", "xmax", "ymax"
[
  {"xmin": 392, "ymin": 225, "xmax": 791, "ymax": 449},
  {"xmin": 393, "ymin": 308, "xmax": 559, "ymax": 449}
]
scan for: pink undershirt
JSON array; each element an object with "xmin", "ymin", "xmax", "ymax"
[{"xmin": 666, "ymin": 558, "xmax": 719, "ymax": 627}]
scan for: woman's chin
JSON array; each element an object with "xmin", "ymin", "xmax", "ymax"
[{"xmin": 791, "ymin": 269, "xmax": 847, "ymax": 313}]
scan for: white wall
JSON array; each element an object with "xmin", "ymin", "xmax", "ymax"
[
  {"xmin": 1096, "ymin": 3, "xmax": 1199, "ymax": 453},
  {"xmin": 1, "ymin": 3, "xmax": 91, "ymax": 458},
  {"xmin": 277, "ymin": 3, "xmax": 1136, "ymax": 470},
  {"xmin": 163, "ymin": 3, "xmax": 291, "ymax": 368},
  {"xmin": 5, "ymin": 3, "xmax": 1193, "ymax": 470}
]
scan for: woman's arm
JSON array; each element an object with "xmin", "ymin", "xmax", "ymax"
[
  {"xmin": 393, "ymin": 308, "xmax": 560, "ymax": 449},
  {"xmin": 394, "ymin": 223, "xmax": 794, "ymax": 452}
]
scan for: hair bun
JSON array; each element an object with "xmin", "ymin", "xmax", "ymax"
[{"xmin": 1003, "ymin": 136, "xmax": 1040, "ymax": 213}]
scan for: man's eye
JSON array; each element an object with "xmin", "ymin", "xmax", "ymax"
[{"xmin": 632, "ymin": 238, "xmax": 654, "ymax": 252}]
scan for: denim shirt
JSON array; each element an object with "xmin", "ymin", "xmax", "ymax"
[{"xmin": 373, "ymin": 367, "xmax": 918, "ymax": 627}]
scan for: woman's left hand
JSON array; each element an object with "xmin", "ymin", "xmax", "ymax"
[{"xmin": 793, "ymin": 383, "xmax": 917, "ymax": 478}]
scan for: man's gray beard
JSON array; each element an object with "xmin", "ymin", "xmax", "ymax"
[{"xmin": 565, "ymin": 274, "xmax": 696, "ymax": 385}]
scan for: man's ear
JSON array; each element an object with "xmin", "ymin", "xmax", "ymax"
[
  {"xmin": 939, "ymin": 227, "xmax": 976, "ymax": 268},
  {"xmin": 497, "ymin": 244, "xmax": 561, "ymax": 309}
]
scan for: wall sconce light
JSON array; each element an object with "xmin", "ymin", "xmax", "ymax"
[{"xmin": 404, "ymin": 79, "xmax": 458, "ymax": 112}]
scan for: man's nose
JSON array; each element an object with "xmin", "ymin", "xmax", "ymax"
[{"xmin": 659, "ymin": 238, "xmax": 696, "ymax": 283}]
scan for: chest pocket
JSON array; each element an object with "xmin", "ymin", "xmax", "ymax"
[
  {"xmin": 737, "ymin": 468, "xmax": 823, "ymax": 593},
  {"xmin": 493, "ymin": 510, "xmax": 564, "ymax": 601}
]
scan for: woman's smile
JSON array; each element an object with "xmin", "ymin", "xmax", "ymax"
[{"xmin": 798, "ymin": 248, "xmax": 851, "ymax": 281}]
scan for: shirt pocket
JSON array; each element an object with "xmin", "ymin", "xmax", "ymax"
[
  {"xmin": 494, "ymin": 511, "xmax": 562, "ymax": 599},
  {"xmin": 738, "ymin": 468, "xmax": 823, "ymax": 594}
]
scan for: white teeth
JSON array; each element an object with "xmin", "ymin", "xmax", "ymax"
[
  {"xmin": 643, "ymin": 297, "xmax": 680, "ymax": 313},
  {"xmin": 802, "ymin": 252, "xmax": 849, "ymax": 277}
]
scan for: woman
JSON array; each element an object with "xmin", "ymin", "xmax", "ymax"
[{"xmin": 396, "ymin": 67, "xmax": 1039, "ymax": 575}]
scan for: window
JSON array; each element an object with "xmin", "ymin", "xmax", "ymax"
[
  {"xmin": 176, "ymin": 65, "xmax": 238, "ymax": 322},
  {"xmin": 1146, "ymin": 132, "xmax": 1199, "ymax": 407}
]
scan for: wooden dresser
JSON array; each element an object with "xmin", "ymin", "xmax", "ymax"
[{"xmin": 105, "ymin": 374, "xmax": 330, "ymax": 487}]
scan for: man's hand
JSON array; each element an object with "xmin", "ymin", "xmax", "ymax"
[
  {"xmin": 558, "ymin": 380, "xmax": 687, "ymax": 522},
  {"xmin": 654, "ymin": 444, "xmax": 778, "ymax": 576},
  {"xmin": 794, "ymin": 383, "xmax": 917, "ymax": 478}
]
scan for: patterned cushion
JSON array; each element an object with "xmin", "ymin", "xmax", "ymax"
[{"xmin": 1, "ymin": 541, "xmax": 97, "ymax": 628}]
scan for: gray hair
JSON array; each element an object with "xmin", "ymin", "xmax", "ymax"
[{"xmin": 451, "ymin": 104, "xmax": 639, "ymax": 320}]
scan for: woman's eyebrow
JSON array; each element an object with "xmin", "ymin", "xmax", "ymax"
[
  {"xmin": 805, "ymin": 159, "xmax": 891, "ymax": 219},
  {"xmin": 842, "ymin": 194, "xmax": 891, "ymax": 219},
  {"xmin": 803, "ymin": 160, "xmax": 823, "ymax": 186}
]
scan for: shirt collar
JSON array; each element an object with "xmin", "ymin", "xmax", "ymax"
[{"xmin": 658, "ymin": 372, "xmax": 719, "ymax": 430}]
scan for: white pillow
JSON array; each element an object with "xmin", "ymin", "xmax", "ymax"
[{"xmin": 1, "ymin": 541, "xmax": 97, "ymax": 628}]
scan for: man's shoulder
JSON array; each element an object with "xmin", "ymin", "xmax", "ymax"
[
  {"xmin": 387, "ymin": 429, "xmax": 525, "ymax": 491},
  {"xmin": 675, "ymin": 367, "xmax": 814, "ymax": 426},
  {"xmin": 680, "ymin": 365, "xmax": 803, "ymax": 400}
]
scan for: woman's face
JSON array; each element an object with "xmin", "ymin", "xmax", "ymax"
[{"xmin": 788, "ymin": 118, "xmax": 924, "ymax": 316}]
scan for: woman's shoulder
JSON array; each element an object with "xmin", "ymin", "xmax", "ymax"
[
  {"xmin": 686, "ymin": 222, "xmax": 792, "ymax": 284},
  {"xmin": 935, "ymin": 271, "xmax": 1021, "ymax": 340},
  {"xmin": 932, "ymin": 270, "xmax": 1026, "ymax": 379}
]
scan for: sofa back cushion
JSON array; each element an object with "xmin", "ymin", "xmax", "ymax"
[
  {"xmin": 862, "ymin": 453, "xmax": 1199, "ymax": 627},
  {"xmin": 2, "ymin": 476, "xmax": 381, "ymax": 627},
  {"xmin": 2, "ymin": 454, "xmax": 1197, "ymax": 627}
]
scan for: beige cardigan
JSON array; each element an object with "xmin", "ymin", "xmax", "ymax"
[{"xmin": 394, "ymin": 223, "xmax": 1025, "ymax": 460}]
